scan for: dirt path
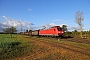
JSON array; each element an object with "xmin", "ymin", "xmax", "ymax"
[{"xmin": 15, "ymin": 37, "xmax": 90, "ymax": 60}]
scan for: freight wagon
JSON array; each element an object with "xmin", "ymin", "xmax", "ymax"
[{"xmin": 31, "ymin": 30, "xmax": 39, "ymax": 36}]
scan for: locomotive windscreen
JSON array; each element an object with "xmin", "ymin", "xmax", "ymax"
[{"xmin": 57, "ymin": 27, "xmax": 62, "ymax": 31}]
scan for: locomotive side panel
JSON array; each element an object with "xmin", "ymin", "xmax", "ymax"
[
  {"xmin": 39, "ymin": 28, "xmax": 58, "ymax": 36},
  {"xmin": 39, "ymin": 26, "xmax": 64, "ymax": 37}
]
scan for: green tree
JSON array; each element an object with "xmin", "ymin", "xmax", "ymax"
[
  {"xmin": 62, "ymin": 25, "xmax": 67, "ymax": 32},
  {"xmin": 26, "ymin": 30, "xmax": 28, "ymax": 32},
  {"xmin": 3, "ymin": 26, "xmax": 17, "ymax": 38}
]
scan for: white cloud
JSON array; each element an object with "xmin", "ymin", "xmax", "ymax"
[
  {"xmin": 40, "ymin": 23, "xmax": 61, "ymax": 29},
  {"xmin": 67, "ymin": 26, "xmax": 79, "ymax": 30},
  {"xmin": 28, "ymin": 8, "xmax": 32, "ymax": 11},
  {"xmin": 1, "ymin": 16, "xmax": 6, "ymax": 18},
  {"xmin": 1, "ymin": 16, "xmax": 20, "ymax": 27},
  {"xmin": 40, "ymin": 23, "xmax": 79, "ymax": 31},
  {"xmin": 0, "ymin": 16, "xmax": 34, "ymax": 32},
  {"xmin": 40, "ymin": 23, "xmax": 56, "ymax": 29}
]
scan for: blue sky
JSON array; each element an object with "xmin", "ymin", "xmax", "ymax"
[{"xmin": 0, "ymin": 0, "xmax": 90, "ymax": 31}]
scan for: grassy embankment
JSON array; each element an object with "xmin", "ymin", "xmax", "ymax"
[{"xmin": 0, "ymin": 34, "xmax": 34, "ymax": 60}]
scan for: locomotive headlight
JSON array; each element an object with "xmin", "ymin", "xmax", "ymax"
[
  {"xmin": 62, "ymin": 31, "xmax": 64, "ymax": 33},
  {"xmin": 58, "ymin": 31, "xmax": 64, "ymax": 33}
]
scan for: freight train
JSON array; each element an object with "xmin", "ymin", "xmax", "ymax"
[{"xmin": 23, "ymin": 26, "xmax": 64, "ymax": 38}]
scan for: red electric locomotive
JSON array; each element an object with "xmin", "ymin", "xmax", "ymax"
[{"xmin": 39, "ymin": 26, "xmax": 64, "ymax": 37}]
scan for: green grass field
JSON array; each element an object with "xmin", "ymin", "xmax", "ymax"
[
  {"xmin": 0, "ymin": 34, "xmax": 34, "ymax": 60},
  {"xmin": 0, "ymin": 34, "xmax": 90, "ymax": 60}
]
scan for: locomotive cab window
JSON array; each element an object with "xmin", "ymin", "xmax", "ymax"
[{"xmin": 57, "ymin": 28, "xmax": 62, "ymax": 31}]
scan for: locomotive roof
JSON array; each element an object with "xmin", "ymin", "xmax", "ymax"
[{"xmin": 51, "ymin": 26, "xmax": 61, "ymax": 28}]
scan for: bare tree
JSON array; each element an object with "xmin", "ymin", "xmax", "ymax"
[{"xmin": 75, "ymin": 11, "xmax": 84, "ymax": 38}]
